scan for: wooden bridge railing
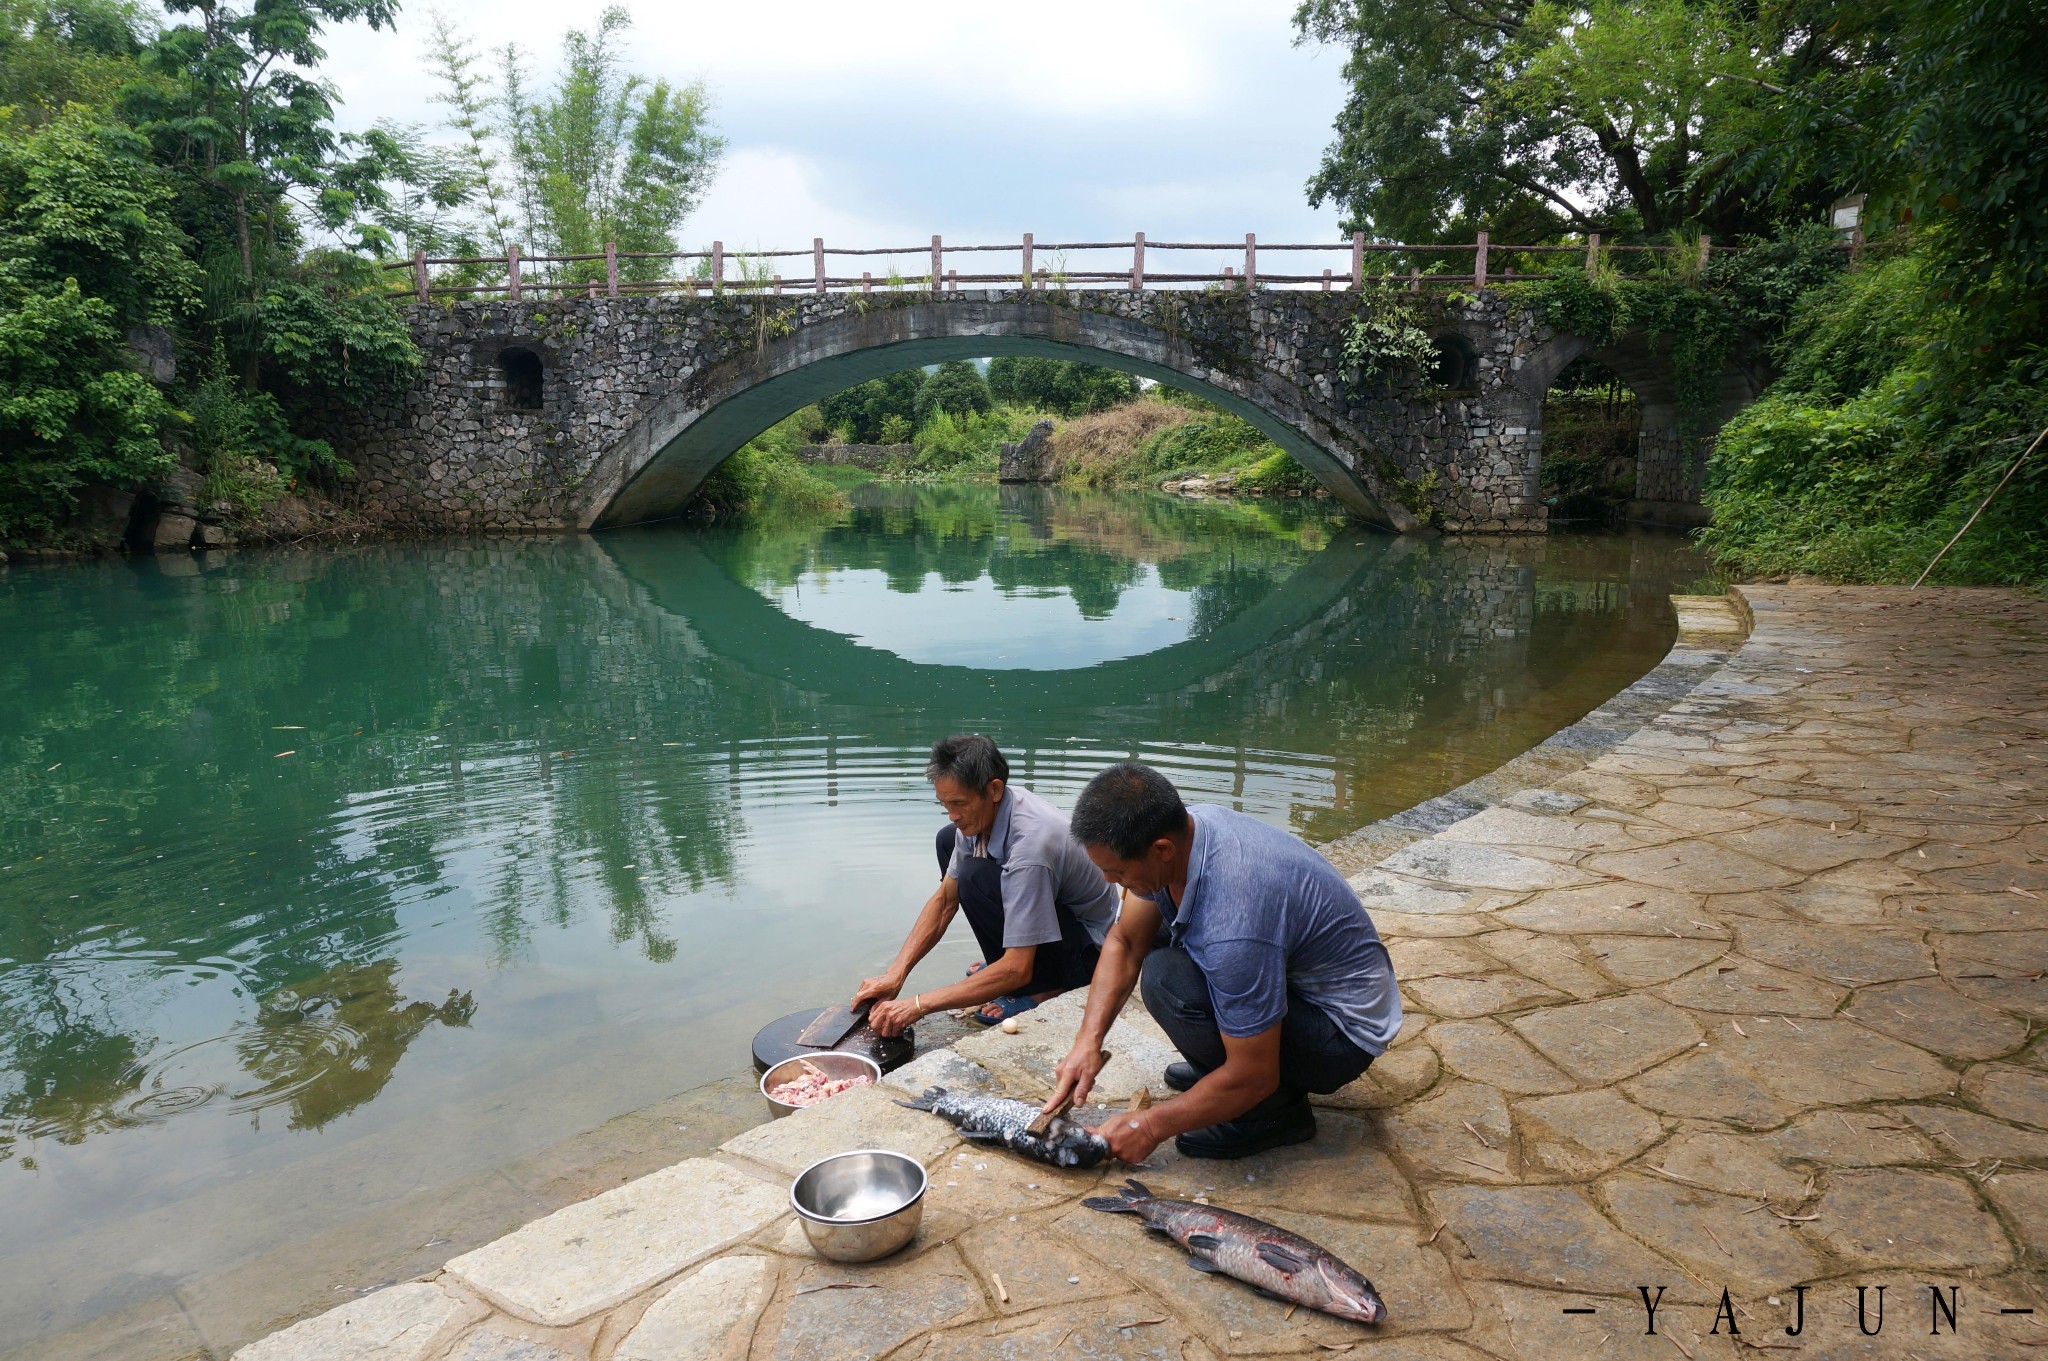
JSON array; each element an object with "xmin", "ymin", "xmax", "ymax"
[{"xmin": 383, "ymin": 232, "xmax": 1744, "ymax": 303}]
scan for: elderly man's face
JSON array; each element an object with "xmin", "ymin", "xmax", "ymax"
[{"xmin": 933, "ymin": 773, "xmax": 1004, "ymax": 840}]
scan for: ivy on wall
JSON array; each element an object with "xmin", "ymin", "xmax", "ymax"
[{"xmin": 1510, "ymin": 225, "xmax": 1847, "ymax": 435}]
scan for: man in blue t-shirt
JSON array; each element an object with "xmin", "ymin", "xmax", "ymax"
[{"xmin": 1045, "ymin": 761, "xmax": 1401, "ymax": 1160}]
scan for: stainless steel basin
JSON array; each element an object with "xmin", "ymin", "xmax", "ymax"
[{"xmin": 789, "ymin": 1149, "xmax": 927, "ymax": 1262}]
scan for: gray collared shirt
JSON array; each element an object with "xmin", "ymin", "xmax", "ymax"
[{"xmin": 946, "ymin": 784, "xmax": 1121, "ymax": 948}]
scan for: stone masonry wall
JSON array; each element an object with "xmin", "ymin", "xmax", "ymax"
[{"xmin": 319, "ymin": 288, "xmax": 1674, "ymax": 535}]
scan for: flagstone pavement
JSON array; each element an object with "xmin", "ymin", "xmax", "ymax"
[{"xmin": 232, "ymin": 586, "xmax": 2048, "ymax": 1360}]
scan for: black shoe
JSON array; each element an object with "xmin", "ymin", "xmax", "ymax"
[
  {"xmin": 1162, "ymin": 1062, "xmax": 1204, "ymax": 1093},
  {"xmin": 1174, "ymin": 1098, "xmax": 1316, "ymax": 1160}
]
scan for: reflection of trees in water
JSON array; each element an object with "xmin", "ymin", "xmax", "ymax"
[
  {"xmin": 714, "ymin": 482, "xmax": 1339, "ymax": 622},
  {"xmin": 237, "ymin": 960, "xmax": 473, "ymax": 1132},
  {"xmin": 0, "ymin": 959, "xmax": 472, "ymax": 1158}
]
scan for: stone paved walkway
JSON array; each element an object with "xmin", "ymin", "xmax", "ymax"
[{"xmin": 231, "ymin": 586, "xmax": 2048, "ymax": 1361}]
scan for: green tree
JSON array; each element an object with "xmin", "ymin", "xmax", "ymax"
[
  {"xmin": 913, "ymin": 360, "xmax": 991, "ymax": 425},
  {"xmin": 1293, "ymin": 0, "xmax": 1806, "ymax": 241},
  {"xmin": 425, "ymin": 6, "xmax": 722, "ymax": 283},
  {"xmin": 985, "ymin": 356, "xmax": 1138, "ymax": 415},
  {"xmin": 0, "ymin": 107, "xmax": 193, "ymax": 538},
  {"xmin": 819, "ymin": 369, "xmax": 921, "ymax": 443}
]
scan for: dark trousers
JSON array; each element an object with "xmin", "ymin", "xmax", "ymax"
[
  {"xmin": 937, "ymin": 825, "xmax": 1100, "ymax": 995},
  {"xmin": 1140, "ymin": 944, "xmax": 1373, "ymax": 1118}
]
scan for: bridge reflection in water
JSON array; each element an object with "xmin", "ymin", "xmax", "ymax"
[{"xmin": 0, "ymin": 489, "xmax": 1701, "ymax": 1346}]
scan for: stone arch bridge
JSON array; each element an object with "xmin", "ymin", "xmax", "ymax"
[{"xmin": 327, "ymin": 286, "xmax": 1760, "ymax": 535}]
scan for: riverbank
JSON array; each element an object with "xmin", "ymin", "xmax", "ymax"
[{"xmin": 179, "ymin": 583, "xmax": 2047, "ymax": 1361}]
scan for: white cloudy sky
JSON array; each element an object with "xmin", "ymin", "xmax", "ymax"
[{"xmin": 314, "ymin": 0, "xmax": 1355, "ymax": 258}]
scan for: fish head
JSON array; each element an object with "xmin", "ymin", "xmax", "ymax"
[
  {"xmin": 1314, "ymin": 1256, "xmax": 1387, "ymax": 1324},
  {"xmin": 1045, "ymin": 1120, "xmax": 1109, "ymax": 1168}
]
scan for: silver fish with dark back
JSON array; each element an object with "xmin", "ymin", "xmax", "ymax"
[
  {"xmin": 1083, "ymin": 1179, "xmax": 1386, "ymax": 1324},
  {"xmin": 897, "ymin": 1087, "xmax": 1109, "ymax": 1169}
]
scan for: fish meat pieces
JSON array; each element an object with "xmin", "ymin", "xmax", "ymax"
[
  {"xmin": 1083, "ymin": 1179, "xmax": 1386, "ymax": 1324},
  {"xmin": 767, "ymin": 1068, "xmax": 873, "ymax": 1107},
  {"xmin": 896, "ymin": 1086, "xmax": 1109, "ymax": 1169}
]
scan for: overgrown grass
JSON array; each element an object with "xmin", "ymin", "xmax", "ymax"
[
  {"xmin": 692, "ymin": 409, "xmax": 846, "ymax": 516},
  {"xmin": 1045, "ymin": 400, "xmax": 1196, "ymax": 484}
]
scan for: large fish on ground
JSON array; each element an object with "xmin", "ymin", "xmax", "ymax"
[
  {"xmin": 1083, "ymin": 1179, "xmax": 1386, "ymax": 1324},
  {"xmin": 896, "ymin": 1086, "xmax": 1109, "ymax": 1169}
]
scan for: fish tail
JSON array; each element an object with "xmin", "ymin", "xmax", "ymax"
[
  {"xmin": 1082, "ymin": 1178, "xmax": 1156, "ymax": 1214},
  {"xmin": 893, "ymin": 1086, "xmax": 945, "ymax": 1113}
]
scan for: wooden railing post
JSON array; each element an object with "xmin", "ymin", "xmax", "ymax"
[
  {"xmin": 1243, "ymin": 233, "xmax": 1256, "ymax": 290},
  {"xmin": 1321, "ymin": 268, "xmax": 1332, "ymax": 292},
  {"xmin": 1473, "ymin": 231, "xmax": 1488, "ymax": 290},
  {"xmin": 773, "ymin": 275, "xmax": 783, "ymax": 296},
  {"xmin": 507, "ymin": 244, "xmax": 522, "ymax": 301},
  {"xmin": 1352, "ymin": 231, "xmax": 1365, "ymax": 290},
  {"xmin": 1584, "ymin": 232, "xmax": 1600, "ymax": 277},
  {"xmin": 947, "ymin": 269, "xmax": 957, "ymax": 293},
  {"xmin": 605, "ymin": 242, "xmax": 618, "ymax": 298},
  {"xmin": 1131, "ymin": 232, "xmax": 1145, "ymax": 291},
  {"xmin": 814, "ymin": 238, "xmax": 826, "ymax": 294},
  {"xmin": 861, "ymin": 271, "xmax": 872, "ymax": 294},
  {"xmin": 711, "ymin": 240, "xmax": 724, "ymax": 293},
  {"xmin": 1021, "ymin": 233, "xmax": 1033, "ymax": 291},
  {"xmin": 930, "ymin": 235, "xmax": 942, "ymax": 291},
  {"xmin": 1697, "ymin": 234, "xmax": 1712, "ymax": 270},
  {"xmin": 412, "ymin": 248, "xmax": 429, "ymax": 302}
]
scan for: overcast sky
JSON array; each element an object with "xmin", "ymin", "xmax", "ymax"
[{"xmin": 316, "ymin": 0, "xmax": 1355, "ymax": 262}]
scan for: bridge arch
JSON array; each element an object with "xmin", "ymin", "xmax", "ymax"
[
  {"xmin": 1518, "ymin": 327, "xmax": 1771, "ymax": 523},
  {"xmin": 575, "ymin": 300, "xmax": 1419, "ymax": 533}
]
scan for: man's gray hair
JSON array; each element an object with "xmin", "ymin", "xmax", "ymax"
[{"xmin": 926, "ymin": 733, "xmax": 1010, "ymax": 794}]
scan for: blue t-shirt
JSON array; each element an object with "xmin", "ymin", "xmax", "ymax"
[{"xmin": 1147, "ymin": 804, "xmax": 1400, "ymax": 1055}]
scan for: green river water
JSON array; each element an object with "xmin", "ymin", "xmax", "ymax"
[{"xmin": 0, "ymin": 482, "xmax": 1704, "ymax": 1349}]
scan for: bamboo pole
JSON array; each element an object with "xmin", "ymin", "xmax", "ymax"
[{"xmin": 1912, "ymin": 426, "xmax": 2048, "ymax": 588}]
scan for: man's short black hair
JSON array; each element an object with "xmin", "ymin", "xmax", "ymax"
[
  {"xmin": 1070, "ymin": 761, "xmax": 1188, "ymax": 859},
  {"xmin": 926, "ymin": 733, "xmax": 1009, "ymax": 794}
]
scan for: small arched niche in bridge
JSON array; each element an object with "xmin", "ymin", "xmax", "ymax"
[
  {"xmin": 498, "ymin": 347, "xmax": 545, "ymax": 411},
  {"xmin": 1428, "ymin": 333, "xmax": 1482, "ymax": 392}
]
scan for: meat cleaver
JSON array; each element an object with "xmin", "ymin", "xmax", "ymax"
[{"xmin": 794, "ymin": 998, "xmax": 873, "ymax": 1049}]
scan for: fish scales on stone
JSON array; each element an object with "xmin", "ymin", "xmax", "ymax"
[
  {"xmin": 896, "ymin": 1086, "xmax": 1109, "ymax": 1169},
  {"xmin": 1083, "ymin": 1179, "xmax": 1386, "ymax": 1324}
]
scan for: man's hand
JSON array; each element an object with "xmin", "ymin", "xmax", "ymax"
[
  {"xmin": 851, "ymin": 973, "xmax": 903, "ymax": 1010},
  {"xmin": 867, "ymin": 995, "xmax": 920, "ymax": 1037},
  {"xmin": 1044, "ymin": 1042, "xmax": 1108, "ymax": 1114},
  {"xmin": 1093, "ymin": 1108, "xmax": 1162, "ymax": 1164}
]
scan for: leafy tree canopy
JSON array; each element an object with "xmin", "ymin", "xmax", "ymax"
[
  {"xmin": 986, "ymin": 356, "xmax": 1138, "ymax": 416},
  {"xmin": 913, "ymin": 360, "xmax": 991, "ymax": 426},
  {"xmin": 1293, "ymin": 0, "xmax": 1835, "ymax": 242}
]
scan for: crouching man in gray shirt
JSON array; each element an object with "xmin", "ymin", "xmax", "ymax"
[
  {"xmin": 856, "ymin": 735, "xmax": 1122, "ymax": 1035},
  {"xmin": 1045, "ymin": 761, "xmax": 1400, "ymax": 1161}
]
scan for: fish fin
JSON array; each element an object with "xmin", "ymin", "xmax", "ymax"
[
  {"xmin": 1082, "ymin": 1195, "xmax": 1142, "ymax": 1214},
  {"xmin": 1254, "ymin": 1241, "xmax": 1314, "ymax": 1275},
  {"xmin": 1123, "ymin": 1178, "xmax": 1155, "ymax": 1199},
  {"xmin": 1185, "ymin": 1256, "xmax": 1222, "ymax": 1274},
  {"xmin": 1185, "ymin": 1232, "xmax": 1223, "ymax": 1253},
  {"xmin": 894, "ymin": 1086, "xmax": 944, "ymax": 1113}
]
